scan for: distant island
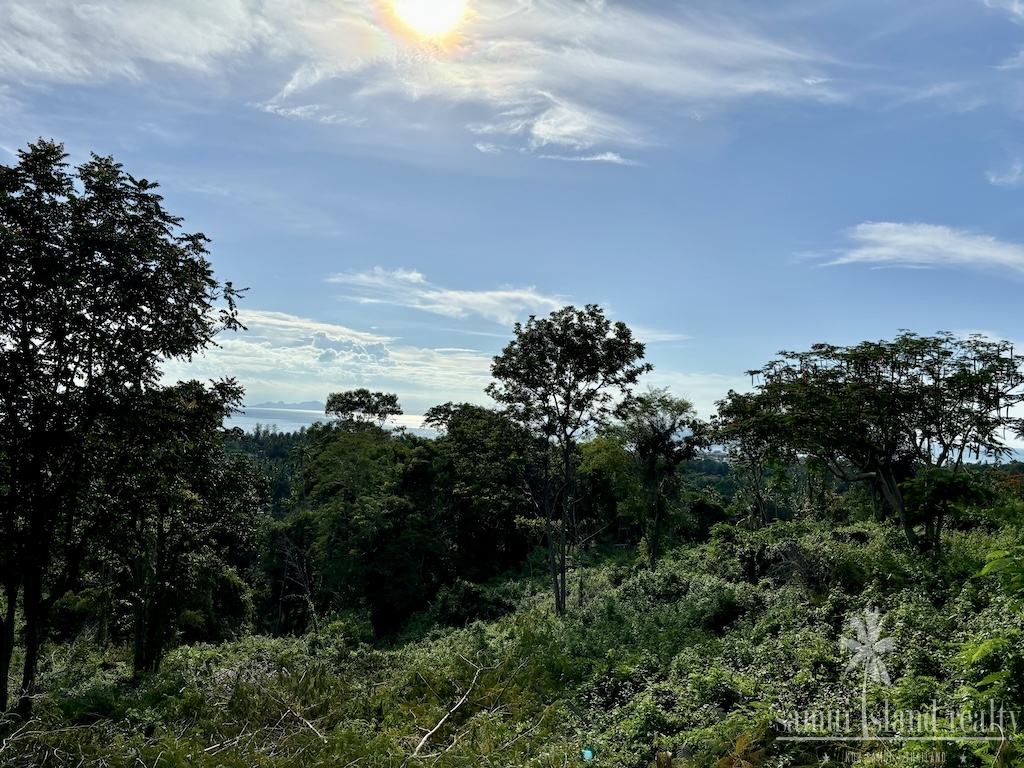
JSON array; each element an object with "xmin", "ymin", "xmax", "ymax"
[{"xmin": 245, "ymin": 401, "xmax": 325, "ymax": 411}]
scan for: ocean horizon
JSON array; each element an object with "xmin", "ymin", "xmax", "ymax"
[{"xmin": 227, "ymin": 407, "xmax": 326, "ymax": 434}]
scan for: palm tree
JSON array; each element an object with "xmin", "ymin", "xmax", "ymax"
[{"xmin": 841, "ymin": 607, "xmax": 893, "ymax": 739}]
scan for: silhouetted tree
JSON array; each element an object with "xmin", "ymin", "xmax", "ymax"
[{"xmin": 0, "ymin": 140, "xmax": 242, "ymax": 712}]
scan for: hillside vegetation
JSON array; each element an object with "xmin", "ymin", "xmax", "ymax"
[
  {"xmin": 4, "ymin": 142, "xmax": 1024, "ymax": 767},
  {"xmin": 5, "ymin": 506, "xmax": 1024, "ymax": 767}
]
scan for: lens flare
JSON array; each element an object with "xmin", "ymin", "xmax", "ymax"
[{"xmin": 391, "ymin": 0, "xmax": 468, "ymax": 39}]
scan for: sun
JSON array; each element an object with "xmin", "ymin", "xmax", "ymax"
[{"xmin": 391, "ymin": 0, "xmax": 468, "ymax": 39}]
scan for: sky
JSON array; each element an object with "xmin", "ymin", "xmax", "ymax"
[{"xmin": 4, "ymin": 0, "xmax": 1024, "ymax": 427}]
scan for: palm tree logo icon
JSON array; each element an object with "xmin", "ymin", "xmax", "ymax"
[{"xmin": 840, "ymin": 607, "xmax": 893, "ymax": 739}]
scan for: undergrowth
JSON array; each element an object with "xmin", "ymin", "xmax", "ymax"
[{"xmin": 3, "ymin": 519, "xmax": 1023, "ymax": 768}]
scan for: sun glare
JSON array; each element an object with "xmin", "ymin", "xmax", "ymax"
[{"xmin": 391, "ymin": 0, "xmax": 468, "ymax": 39}]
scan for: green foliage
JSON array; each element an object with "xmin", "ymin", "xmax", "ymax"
[
  {"xmin": 0, "ymin": 139, "xmax": 244, "ymax": 713},
  {"xmin": 7, "ymin": 518, "xmax": 1024, "ymax": 768},
  {"xmin": 486, "ymin": 304, "xmax": 652, "ymax": 616},
  {"xmin": 227, "ymin": 425, "xmax": 307, "ymax": 519},
  {"xmin": 603, "ymin": 387, "xmax": 709, "ymax": 566},
  {"xmin": 9, "ymin": 290, "xmax": 1024, "ymax": 768},
  {"xmin": 97, "ymin": 379, "xmax": 270, "ymax": 673},
  {"xmin": 425, "ymin": 402, "xmax": 540, "ymax": 581},
  {"xmin": 718, "ymin": 332, "xmax": 1024, "ymax": 548},
  {"xmin": 979, "ymin": 546, "xmax": 1024, "ymax": 609},
  {"xmin": 325, "ymin": 388, "xmax": 402, "ymax": 427}
]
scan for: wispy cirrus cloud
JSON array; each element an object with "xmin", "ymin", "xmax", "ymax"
[
  {"xmin": 0, "ymin": 0, "xmax": 280, "ymax": 83},
  {"xmin": 258, "ymin": 102, "xmax": 367, "ymax": 126},
  {"xmin": 281, "ymin": 0, "xmax": 836, "ymax": 154},
  {"xmin": 539, "ymin": 151, "xmax": 639, "ymax": 165},
  {"xmin": 631, "ymin": 327, "xmax": 690, "ymax": 343},
  {"xmin": 984, "ymin": 0, "xmax": 1024, "ymax": 22},
  {"xmin": 825, "ymin": 222, "xmax": 1024, "ymax": 274},
  {"xmin": 327, "ymin": 267, "xmax": 564, "ymax": 325},
  {"xmin": 996, "ymin": 47, "xmax": 1024, "ymax": 69},
  {"xmin": 0, "ymin": 0, "xmax": 836, "ymax": 159},
  {"xmin": 987, "ymin": 158, "xmax": 1024, "ymax": 187},
  {"xmin": 161, "ymin": 308, "xmax": 494, "ymax": 412}
]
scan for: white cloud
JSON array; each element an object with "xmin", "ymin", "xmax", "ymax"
[
  {"xmin": 160, "ymin": 308, "xmax": 494, "ymax": 412},
  {"xmin": 826, "ymin": 222, "xmax": 1024, "ymax": 273},
  {"xmin": 0, "ymin": 0, "xmax": 278, "ymax": 83},
  {"xmin": 888, "ymin": 81, "xmax": 988, "ymax": 113},
  {"xmin": 0, "ymin": 0, "xmax": 836, "ymax": 157},
  {"xmin": 987, "ymin": 159, "xmax": 1024, "ymax": 187},
  {"xmin": 473, "ymin": 142, "xmax": 504, "ymax": 154},
  {"xmin": 631, "ymin": 327, "xmax": 691, "ymax": 343},
  {"xmin": 327, "ymin": 267, "xmax": 565, "ymax": 325},
  {"xmin": 258, "ymin": 102, "xmax": 367, "ymax": 126},
  {"xmin": 0, "ymin": 85, "xmax": 19, "ymax": 117},
  {"xmin": 538, "ymin": 151, "xmax": 639, "ymax": 165},
  {"xmin": 984, "ymin": 0, "xmax": 1024, "ymax": 22},
  {"xmin": 996, "ymin": 48, "xmax": 1024, "ymax": 69}
]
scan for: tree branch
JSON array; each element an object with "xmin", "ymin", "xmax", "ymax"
[{"xmin": 412, "ymin": 663, "xmax": 490, "ymax": 756}]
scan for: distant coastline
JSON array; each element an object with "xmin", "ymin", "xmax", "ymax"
[
  {"xmin": 228, "ymin": 405, "xmax": 326, "ymax": 434},
  {"xmin": 246, "ymin": 401, "xmax": 325, "ymax": 411},
  {"xmin": 229, "ymin": 403, "xmax": 437, "ymax": 437}
]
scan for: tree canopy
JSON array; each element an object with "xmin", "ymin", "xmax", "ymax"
[
  {"xmin": 325, "ymin": 389, "xmax": 402, "ymax": 428},
  {"xmin": 486, "ymin": 304, "xmax": 652, "ymax": 448},
  {"xmin": 609, "ymin": 387, "xmax": 707, "ymax": 566},
  {"xmin": 717, "ymin": 331, "xmax": 1024, "ymax": 547},
  {"xmin": 0, "ymin": 140, "xmax": 244, "ymax": 712},
  {"xmin": 486, "ymin": 304, "xmax": 652, "ymax": 614}
]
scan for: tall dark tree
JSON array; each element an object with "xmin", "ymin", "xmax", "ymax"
[
  {"xmin": 720, "ymin": 332, "xmax": 1024, "ymax": 548},
  {"xmin": 270, "ymin": 417, "xmax": 447, "ymax": 635},
  {"xmin": 99, "ymin": 379, "xmax": 267, "ymax": 674},
  {"xmin": 610, "ymin": 388, "xmax": 707, "ymax": 566},
  {"xmin": 0, "ymin": 140, "xmax": 242, "ymax": 712},
  {"xmin": 423, "ymin": 403, "xmax": 541, "ymax": 581},
  {"xmin": 714, "ymin": 390, "xmax": 796, "ymax": 527},
  {"xmin": 486, "ymin": 304, "xmax": 651, "ymax": 615}
]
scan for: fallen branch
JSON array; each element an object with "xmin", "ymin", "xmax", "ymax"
[
  {"xmin": 412, "ymin": 664, "xmax": 487, "ymax": 756},
  {"xmin": 252, "ymin": 679, "xmax": 328, "ymax": 743}
]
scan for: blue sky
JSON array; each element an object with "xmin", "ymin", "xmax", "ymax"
[{"xmin": 4, "ymin": 0, "xmax": 1024, "ymax": 425}]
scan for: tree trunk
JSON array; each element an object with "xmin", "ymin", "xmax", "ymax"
[
  {"xmin": 876, "ymin": 467, "xmax": 918, "ymax": 547},
  {"xmin": 0, "ymin": 580, "xmax": 18, "ymax": 713},
  {"xmin": 541, "ymin": 457, "xmax": 564, "ymax": 617},
  {"xmin": 646, "ymin": 482, "xmax": 662, "ymax": 570},
  {"xmin": 16, "ymin": 571, "xmax": 43, "ymax": 719},
  {"xmin": 556, "ymin": 442, "xmax": 572, "ymax": 616},
  {"xmin": 130, "ymin": 555, "xmax": 162, "ymax": 675},
  {"xmin": 132, "ymin": 559, "xmax": 167, "ymax": 674},
  {"xmin": 558, "ymin": 495, "xmax": 567, "ymax": 615},
  {"xmin": 133, "ymin": 592, "xmax": 165, "ymax": 674}
]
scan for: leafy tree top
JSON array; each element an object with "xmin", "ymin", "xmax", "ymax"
[
  {"xmin": 0, "ymin": 139, "xmax": 243, "ymax": 413},
  {"xmin": 716, "ymin": 331, "xmax": 1024, "ymax": 546},
  {"xmin": 0, "ymin": 139, "xmax": 245, "ymax": 713},
  {"xmin": 720, "ymin": 331, "xmax": 1024, "ymax": 474},
  {"xmin": 485, "ymin": 304, "xmax": 652, "ymax": 447},
  {"xmin": 611, "ymin": 387, "xmax": 707, "ymax": 473},
  {"xmin": 325, "ymin": 389, "xmax": 402, "ymax": 428}
]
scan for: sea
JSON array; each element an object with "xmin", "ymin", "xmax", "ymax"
[
  {"xmin": 226, "ymin": 407, "xmax": 327, "ymax": 434},
  {"xmin": 226, "ymin": 407, "xmax": 438, "ymax": 437}
]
